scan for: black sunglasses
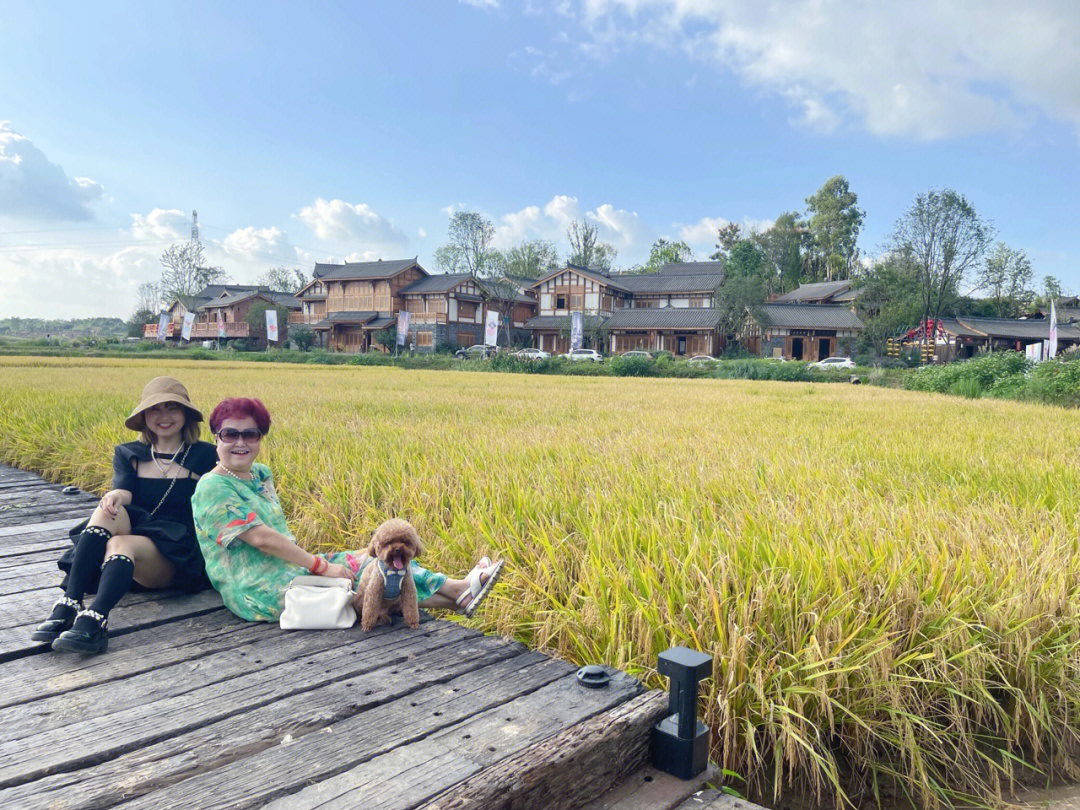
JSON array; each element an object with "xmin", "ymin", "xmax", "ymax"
[{"xmin": 215, "ymin": 428, "xmax": 263, "ymax": 443}]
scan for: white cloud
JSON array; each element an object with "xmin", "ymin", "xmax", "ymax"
[
  {"xmin": 459, "ymin": 0, "xmax": 499, "ymax": 9},
  {"xmin": 489, "ymin": 194, "xmax": 655, "ymax": 257},
  {"xmin": 0, "ymin": 121, "xmax": 103, "ymax": 221},
  {"xmin": 588, "ymin": 203, "xmax": 651, "ymax": 247},
  {"xmin": 221, "ymin": 226, "xmax": 298, "ymax": 267},
  {"xmin": 574, "ymin": 1, "xmax": 1080, "ymax": 139},
  {"xmin": 417, "ymin": 227, "xmax": 427, "ymax": 238},
  {"xmin": 130, "ymin": 208, "xmax": 187, "ymax": 241},
  {"xmin": 678, "ymin": 215, "xmax": 775, "ymax": 249},
  {"xmin": 295, "ymin": 198, "xmax": 409, "ymax": 254}
]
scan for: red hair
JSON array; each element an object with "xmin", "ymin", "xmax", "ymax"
[{"xmin": 208, "ymin": 398, "xmax": 272, "ymax": 435}]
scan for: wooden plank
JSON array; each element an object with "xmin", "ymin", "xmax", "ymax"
[
  {"xmin": 0, "ymin": 517, "xmax": 83, "ymax": 538},
  {"xmin": 0, "ymin": 619, "xmax": 476, "ymax": 786},
  {"xmin": 672, "ymin": 791, "xmax": 760, "ymax": 810},
  {"xmin": 0, "ymin": 505, "xmax": 96, "ymax": 528},
  {"xmin": 0, "ymin": 559, "xmax": 60, "ymax": 581},
  {"xmin": 2, "ymin": 634, "xmax": 523, "ymax": 810},
  {"xmin": 257, "ymin": 669, "xmax": 644, "ymax": 810},
  {"xmin": 0, "ymin": 610, "xmax": 258, "ymax": 709},
  {"xmin": 0, "ymin": 589, "xmax": 225, "ymax": 662},
  {"xmin": 0, "ymin": 586, "xmax": 168, "ymax": 631},
  {"xmin": 422, "ymin": 690, "xmax": 669, "ymax": 810},
  {"xmin": 110, "ymin": 651, "xmax": 571, "ymax": 810},
  {"xmin": 0, "ymin": 568, "xmax": 64, "ymax": 597},
  {"xmin": 578, "ymin": 765, "xmax": 720, "ymax": 810},
  {"xmin": 0, "ymin": 544, "xmax": 68, "ymax": 568},
  {"xmin": 3, "ymin": 615, "xmax": 443, "ymax": 741}
]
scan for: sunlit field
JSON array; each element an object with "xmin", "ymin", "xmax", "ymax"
[{"xmin": 3, "ymin": 356, "xmax": 1080, "ymax": 809}]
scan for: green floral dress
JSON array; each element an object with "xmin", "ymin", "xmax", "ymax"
[{"xmin": 192, "ymin": 463, "xmax": 446, "ymax": 622}]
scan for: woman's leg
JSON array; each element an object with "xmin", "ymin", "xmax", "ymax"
[
  {"xmin": 54, "ymin": 535, "xmax": 175, "ymax": 654},
  {"xmin": 330, "ymin": 552, "xmax": 501, "ymax": 613},
  {"xmin": 418, "ymin": 560, "xmax": 499, "ymax": 612}
]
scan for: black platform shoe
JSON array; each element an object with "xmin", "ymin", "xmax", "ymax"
[
  {"xmin": 52, "ymin": 609, "xmax": 108, "ymax": 654},
  {"xmin": 31, "ymin": 596, "xmax": 81, "ymax": 643}
]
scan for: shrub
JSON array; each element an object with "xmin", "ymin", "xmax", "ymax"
[{"xmin": 608, "ymin": 355, "xmax": 658, "ymax": 377}]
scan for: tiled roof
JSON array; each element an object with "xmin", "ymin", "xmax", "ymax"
[
  {"xmin": 658, "ymin": 262, "xmax": 724, "ymax": 275},
  {"xmin": 773, "ymin": 280, "xmax": 853, "ymax": 303},
  {"xmin": 311, "ymin": 311, "xmax": 379, "ymax": 328},
  {"xmin": 312, "ymin": 259, "xmax": 423, "ymax": 281},
  {"xmin": 755, "ymin": 303, "xmax": 865, "ymax": 330},
  {"xmin": 605, "ymin": 308, "xmax": 721, "ymax": 329},
  {"xmin": 532, "ymin": 265, "xmax": 630, "ymax": 292},
  {"xmin": 952, "ymin": 316, "xmax": 1080, "ymax": 340},
  {"xmin": 199, "ymin": 283, "xmax": 268, "ymax": 299},
  {"xmin": 365, "ymin": 316, "xmax": 396, "ymax": 330},
  {"xmin": 612, "ymin": 272, "xmax": 723, "ymax": 294},
  {"xmin": 199, "ymin": 290, "xmax": 298, "ymax": 310},
  {"xmin": 400, "ymin": 273, "xmax": 475, "ymax": 294},
  {"xmin": 523, "ymin": 314, "xmax": 608, "ymax": 330},
  {"xmin": 934, "ymin": 319, "xmax": 987, "ymax": 339}
]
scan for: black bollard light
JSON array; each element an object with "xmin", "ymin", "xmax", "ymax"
[{"xmin": 650, "ymin": 646, "xmax": 712, "ymax": 780}]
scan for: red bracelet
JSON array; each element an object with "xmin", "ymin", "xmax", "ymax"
[{"xmin": 308, "ymin": 556, "xmax": 326, "ymax": 574}]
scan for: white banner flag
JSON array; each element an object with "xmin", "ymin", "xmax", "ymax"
[
  {"xmin": 397, "ymin": 310, "xmax": 410, "ymax": 346},
  {"xmin": 181, "ymin": 311, "xmax": 195, "ymax": 341},
  {"xmin": 1027, "ymin": 341, "xmax": 1044, "ymax": 362},
  {"xmin": 484, "ymin": 310, "xmax": 499, "ymax": 346},
  {"xmin": 157, "ymin": 312, "xmax": 170, "ymax": 342},
  {"xmin": 1048, "ymin": 299, "xmax": 1058, "ymax": 359},
  {"xmin": 570, "ymin": 311, "xmax": 583, "ymax": 350},
  {"xmin": 217, "ymin": 311, "xmax": 227, "ymax": 338},
  {"xmin": 266, "ymin": 309, "xmax": 279, "ymax": 343}
]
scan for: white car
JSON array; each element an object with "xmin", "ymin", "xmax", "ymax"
[
  {"xmin": 812, "ymin": 356, "xmax": 856, "ymax": 370},
  {"xmin": 516, "ymin": 348, "xmax": 551, "ymax": 360},
  {"xmin": 619, "ymin": 350, "xmax": 654, "ymax": 359},
  {"xmin": 563, "ymin": 348, "xmax": 603, "ymax": 362},
  {"xmin": 687, "ymin": 354, "xmax": 717, "ymax": 364}
]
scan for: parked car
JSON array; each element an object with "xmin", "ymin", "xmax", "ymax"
[
  {"xmin": 764, "ymin": 355, "xmax": 789, "ymax": 362},
  {"xmin": 563, "ymin": 348, "xmax": 603, "ymax": 363},
  {"xmin": 812, "ymin": 356, "xmax": 856, "ymax": 370},
  {"xmin": 515, "ymin": 348, "xmax": 551, "ymax": 360},
  {"xmin": 687, "ymin": 354, "xmax": 717, "ymax": 364},
  {"xmin": 454, "ymin": 344, "xmax": 498, "ymax": 360},
  {"xmin": 619, "ymin": 350, "xmax": 654, "ymax": 359}
]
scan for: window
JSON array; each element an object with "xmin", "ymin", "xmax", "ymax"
[
  {"xmin": 690, "ymin": 298, "xmax": 704, "ymax": 308},
  {"xmin": 459, "ymin": 302, "xmax": 476, "ymax": 319},
  {"xmin": 416, "ymin": 331, "xmax": 433, "ymax": 347},
  {"xmin": 570, "ymin": 293, "xmax": 583, "ymax": 309},
  {"xmin": 556, "ymin": 294, "xmax": 567, "ymax": 309},
  {"xmin": 458, "ymin": 330, "xmax": 476, "ymax": 347}
]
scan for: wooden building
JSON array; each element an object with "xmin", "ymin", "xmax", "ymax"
[
  {"xmin": 144, "ymin": 284, "xmax": 276, "ymax": 340},
  {"xmin": 524, "ymin": 265, "xmax": 631, "ymax": 354},
  {"xmin": 397, "ymin": 273, "xmax": 488, "ymax": 350},
  {"xmin": 931, "ymin": 316, "xmax": 1080, "ymax": 359},
  {"xmin": 746, "ymin": 303, "xmax": 865, "ymax": 360},
  {"xmin": 772, "ymin": 279, "xmax": 858, "ymax": 305},
  {"xmin": 605, "ymin": 308, "xmax": 721, "ymax": 356},
  {"xmin": 299, "ymin": 259, "xmax": 427, "ymax": 352},
  {"xmin": 195, "ymin": 291, "xmax": 301, "ymax": 345}
]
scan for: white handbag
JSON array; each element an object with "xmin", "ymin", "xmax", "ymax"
[{"xmin": 280, "ymin": 575, "xmax": 356, "ymax": 630}]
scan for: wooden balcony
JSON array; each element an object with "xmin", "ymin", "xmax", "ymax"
[
  {"xmin": 143, "ymin": 322, "xmax": 250, "ymax": 339},
  {"xmin": 407, "ymin": 312, "xmax": 447, "ymax": 324},
  {"xmin": 288, "ymin": 312, "xmax": 305, "ymax": 324}
]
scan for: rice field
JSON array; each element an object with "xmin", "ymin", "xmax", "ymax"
[{"xmin": 2, "ymin": 355, "xmax": 1080, "ymax": 810}]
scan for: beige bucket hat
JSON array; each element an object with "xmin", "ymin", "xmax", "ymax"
[{"xmin": 125, "ymin": 377, "xmax": 203, "ymax": 431}]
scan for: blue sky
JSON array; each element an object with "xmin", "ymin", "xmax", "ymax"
[{"xmin": 2, "ymin": 0, "xmax": 1078, "ymax": 318}]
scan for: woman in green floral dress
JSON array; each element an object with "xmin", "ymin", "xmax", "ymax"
[{"xmin": 192, "ymin": 397, "xmax": 503, "ymax": 623}]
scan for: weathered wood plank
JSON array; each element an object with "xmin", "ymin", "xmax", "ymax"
[
  {"xmin": 0, "ymin": 586, "xmax": 171, "ymax": 631},
  {"xmin": 2, "ymin": 634, "xmax": 525, "ymax": 810},
  {"xmin": 0, "ymin": 517, "xmax": 85, "ymax": 538},
  {"xmin": 0, "ymin": 619, "xmax": 477, "ymax": 787},
  {"xmin": 0, "ymin": 589, "xmax": 225, "ymax": 662},
  {"xmin": 4, "ymin": 613, "xmax": 438, "ymax": 740},
  {"xmin": 258, "ymin": 669, "xmax": 644, "ymax": 810},
  {"xmin": 0, "ymin": 559, "xmax": 60, "ymax": 581},
  {"xmin": 422, "ymin": 690, "xmax": 669, "ymax": 810},
  {"xmin": 0, "ymin": 545, "xmax": 68, "ymax": 568},
  {"xmin": 672, "ymin": 791, "xmax": 760, "ymax": 810},
  {"xmin": 578, "ymin": 765, "xmax": 720, "ymax": 810},
  {"xmin": 111, "ymin": 652, "xmax": 572, "ymax": 810},
  {"xmin": 0, "ymin": 610, "xmax": 258, "ymax": 709},
  {"xmin": 0, "ymin": 505, "xmax": 96, "ymax": 528}
]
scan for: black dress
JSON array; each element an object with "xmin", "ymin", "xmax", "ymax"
[{"xmin": 60, "ymin": 441, "xmax": 219, "ymax": 593}]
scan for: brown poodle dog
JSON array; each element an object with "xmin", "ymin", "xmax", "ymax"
[{"xmin": 354, "ymin": 518, "xmax": 423, "ymax": 631}]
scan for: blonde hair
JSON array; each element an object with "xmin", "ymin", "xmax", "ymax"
[{"xmin": 137, "ymin": 407, "xmax": 202, "ymax": 446}]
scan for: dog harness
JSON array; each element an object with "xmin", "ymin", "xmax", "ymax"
[{"xmin": 357, "ymin": 557, "xmax": 408, "ymax": 600}]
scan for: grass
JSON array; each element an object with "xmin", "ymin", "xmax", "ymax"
[{"xmin": 1, "ymin": 356, "xmax": 1079, "ymax": 809}]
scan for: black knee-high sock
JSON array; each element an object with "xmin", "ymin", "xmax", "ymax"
[
  {"xmin": 87, "ymin": 554, "xmax": 135, "ymax": 618},
  {"xmin": 65, "ymin": 526, "xmax": 113, "ymax": 602}
]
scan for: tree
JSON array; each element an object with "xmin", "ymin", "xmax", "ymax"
[
  {"xmin": 566, "ymin": 220, "xmax": 616, "ymax": 270},
  {"xmin": 480, "ymin": 276, "xmax": 528, "ymax": 348},
  {"xmin": 159, "ymin": 242, "xmax": 227, "ymax": 301},
  {"xmin": 804, "ymin": 175, "xmax": 864, "ymax": 281},
  {"xmin": 259, "ymin": 266, "xmax": 309, "ymax": 293},
  {"xmin": 127, "ymin": 308, "xmax": 157, "ymax": 338},
  {"xmin": 853, "ymin": 254, "xmax": 923, "ymax": 355},
  {"xmin": 889, "ymin": 189, "xmax": 993, "ymax": 348},
  {"xmin": 1043, "ymin": 275, "xmax": 1064, "ymax": 303},
  {"xmin": 492, "ymin": 239, "xmax": 560, "ymax": 279},
  {"xmin": 709, "ymin": 223, "xmax": 743, "ymax": 261},
  {"xmin": 435, "ymin": 211, "xmax": 496, "ymax": 276},
  {"xmin": 244, "ymin": 301, "xmax": 290, "ymax": 348},
  {"xmin": 977, "ymin": 243, "xmax": 1033, "ymax": 318},
  {"xmin": 137, "ymin": 281, "xmax": 162, "ymax": 314},
  {"xmin": 627, "ymin": 238, "xmax": 693, "ymax": 274},
  {"xmin": 290, "ymin": 326, "xmax": 316, "ymax": 351},
  {"xmin": 753, "ymin": 212, "xmax": 807, "ymax": 293},
  {"xmin": 374, "ymin": 326, "xmax": 397, "ymax": 352},
  {"xmin": 715, "ymin": 239, "xmax": 769, "ymax": 345}
]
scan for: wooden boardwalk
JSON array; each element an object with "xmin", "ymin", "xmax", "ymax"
[{"xmin": 0, "ymin": 464, "xmax": 668, "ymax": 810}]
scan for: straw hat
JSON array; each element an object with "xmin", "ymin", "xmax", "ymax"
[{"xmin": 125, "ymin": 377, "xmax": 203, "ymax": 431}]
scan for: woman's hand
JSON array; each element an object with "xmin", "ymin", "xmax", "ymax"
[
  {"xmin": 321, "ymin": 563, "xmax": 356, "ymax": 584},
  {"xmin": 98, "ymin": 490, "xmax": 124, "ymax": 518}
]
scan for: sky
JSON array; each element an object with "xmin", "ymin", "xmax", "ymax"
[{"xmin": 1, "ymin": 0, "xmax": 1078, "ymax": 319}]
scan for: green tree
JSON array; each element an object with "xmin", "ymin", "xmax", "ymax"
[
  {"xmin": 566, "ymin": 220, "xmax": 616, "ymax": 270},
  {"xmin": 489, "ymin": 239, "xmax": 560, "ymax": 279},
  {"xmin": 753, "ymin": 212, "xmax": 807, "ymax": 293},
  {"xmin": 853, "ymin": 255, "xmax": 924, "ymax": 355},
  {"xmin": 977, "ymin": 242, "xmax": 1033, "ymax": 318},
  {"xmin": 628, "ymin": 238, "xmax": 693, "ymax": 274},
  {"xmin": 127, "ymin": 308, "xmax": 157, "ymax": 338},
  {"xmin": 1043, "ymin": 275, "xmax": 1064, "ymax": 304},
  {"xmin": 709, "ymin": 222, "xmax": 742, "ymax": 261},
  {"xmin": 290, "ymin": 326, "xmax": 315, "ymax": 351},
  {"xmin": 374, "ymin": 326, "xmax": 397, "ymax": 351},
  {"xmin": 259, "ymin": 266, "xmax": 309, "ymax": 293},
  {"xmin": 890, "ymin": 189, "xmax": 993, "ymax": 348},
  {"xmin": 715, "ymin": 240, "xmax": 769, "ymax": 345},
  {"xmin": 244, "ymin": 302, "xmax": 290, "ymax": 348},
  {"xmin": 804, "ymin": 175, "xmax": 864, "ymax": 281},
  {"xmin": 435, "ymin": 211, "xmax": 496, "ymax": 276},
  {"xmin": 159, "ymin": 242, "xmax": 227, "ymax": 301}
]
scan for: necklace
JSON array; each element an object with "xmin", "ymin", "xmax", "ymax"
[
  {"xmin": 145, "ymin": 442, "xmax": 194, "ymax": 518},
  {"xmin": 151, "ymin": 442, "xmax": 183, "ymax": 478},
  {"xmin": 218, "ymin": 464, "xmax": 254, "ymax": 482}
]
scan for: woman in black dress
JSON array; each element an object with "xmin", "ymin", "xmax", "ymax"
[{"xmin": 33, "ymin": 377, "xmax": 217, "ymax": 654}]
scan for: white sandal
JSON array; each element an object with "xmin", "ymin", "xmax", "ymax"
[{"xmin": 455, "ymin": 559, "xmax": 505, "ymax": 618}]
